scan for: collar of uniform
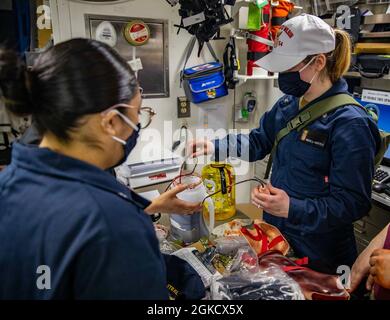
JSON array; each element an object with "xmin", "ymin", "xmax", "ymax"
[
  {"xmin": 278, "ymin": 96, "xmax": 300, "ymax": 123},
  {"xmin": 297, "ymin": 78, "xmax": 349, "ymax": 114},
  {"xmin": 10, "ymin": 143, "xmax": 151, "ymax": 209},
  {"xmin": 279, "ymin": 78, "xmax": 349, "ymax": 123}
]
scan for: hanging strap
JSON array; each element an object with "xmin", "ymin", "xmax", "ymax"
[
  {"xmin": 246, "ymin": 32, "xmax": 274, "ymax": 47},
  {"xmin": 247, "ymin": 51, "xmax": 268, "ymax": 61},
  {"xmin": 180, "ymin": 36, "xmax": 197, "ymax": 83},
  {"xmin": 206, "ymin": 41, "xmax": 219, "ymax": 63},
  {"xmin": 271, "ymin": 16, "xmax": 288, "ymax": 26},
  {"xmin": 223, "ymin": 37, "xmax": 240, "ymax": 89},
  {"xmin": 180, "ymin": 36, "xmax": 220, "ymax": 85},
  {"xmin": 264, "ymin": 94, "xmax": 365, "ymax": 179}
]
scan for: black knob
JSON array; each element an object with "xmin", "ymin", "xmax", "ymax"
[{"xmin": 373, "ymin": 183, "xmax": 388, "ymax": 194}]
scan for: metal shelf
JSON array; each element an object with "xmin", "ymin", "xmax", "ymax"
[
  {"xmin": 363, "ymin": 14, "xmax": 390, "ymax": 25},
  {"xmin": 345, "ymin": 71, "xmax": 390, "ymax": 80},
  {"xmin": 234, "ymin": 74, "xmax": 278, "ymax": 86},
  {"xmin": 355, "ymin": 42, "xmax": 390, "ymax": 54},
  {"xmin": 236, "ymin": 74, "xmax": 278, "ymax": 82},
  {"xmin": 360, "ymin": 31, "xmax": 390, "ymax": 38},
  {"xmin": 357, "ymin": 0, "xmax": 390, "ymax": 6},
  {"xmin": 345, "ymin": 71, "xmax": 363, "ymax": 78}
]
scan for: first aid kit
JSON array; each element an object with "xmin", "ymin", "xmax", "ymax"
[{"xmin": 181, "ymin": 37, "xmax": 228, "ymax": 104}]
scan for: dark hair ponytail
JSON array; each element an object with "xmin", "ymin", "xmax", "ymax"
[
  {"xmin": 0, "ymin": 38, "xmax": 138, "ymax": 142},
  {"xmin": 0, "ymin": 49, "xmax": 33, "ymax": 115}
]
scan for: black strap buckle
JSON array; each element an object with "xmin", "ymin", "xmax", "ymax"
[{"xmin": 287, "ymin": 112, "xmax": 311, "ymax": 131}]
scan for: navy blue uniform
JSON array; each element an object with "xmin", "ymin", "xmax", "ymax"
[
  {"xmin": 214, "ymin": 79, "xmax": 381, "ymax": 271},
  {"xmin": 0, "ymin": 143, "xmax": 168, "ymax": 299}
]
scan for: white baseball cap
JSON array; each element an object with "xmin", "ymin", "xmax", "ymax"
[{"xmin": 256, "ymin": 14, "xmax": 336, "ymax": 73}]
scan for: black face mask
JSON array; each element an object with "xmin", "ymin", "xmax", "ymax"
[
  {"xmin": 278, "ymin": 71, "xmax": 312, "ymax": 98},
  {"xmin": 113, "ymin": 123, "xmax": 141, "ymax": 168},
  {"xmin": 278, "ymin": 56, "xmax": 318, "ymax": 98}
]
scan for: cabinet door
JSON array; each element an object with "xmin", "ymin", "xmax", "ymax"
[
  {"xmin": 365, "ymin": 201, "xmax": 390, "ymax": 230},
  {"xmin": 86, "ymin": 14, "xmax": 169, "ymax": 98}
]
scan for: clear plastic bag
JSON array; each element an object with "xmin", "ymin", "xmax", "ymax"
[
  {"xmin": 228, "ymin": 247, "xmax": 260, "ymax": 275},
  {"xmin": 211, "ymin": 266, "xmax": 305, "ymax": 300},
  {"xmin": 160, "ymin": 239, "xmax": 177, "ymax": 254},
  {"xmin": 214, "ymin": 236, "xmax": 249, "ymax": 256},
  {"xmin": 213, "ymin": 236, "xmax": 259, "ymax": 275}
]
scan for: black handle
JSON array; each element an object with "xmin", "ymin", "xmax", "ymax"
[{"xmin": 358, "ymin": 65, "xmax": 386, "ymax": 79}]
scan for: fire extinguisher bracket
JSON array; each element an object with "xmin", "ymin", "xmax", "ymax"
[{"xmin": 244, "ymin": 32, "xmax": 274, "ymax": 47}]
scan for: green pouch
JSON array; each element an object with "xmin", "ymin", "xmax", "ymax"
[{"xmin": 247, "ymin": 0, "xmax": 268, "ymax": 31}]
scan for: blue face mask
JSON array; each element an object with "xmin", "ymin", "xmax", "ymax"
[
  {"xmin": 278, "ymin": 56, "xmax": 318, "ymax": 98},
  {"xmin": 111, "ymin": 110, "xmax": 141, "ymax": 167}
]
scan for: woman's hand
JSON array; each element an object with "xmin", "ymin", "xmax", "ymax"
[
  {"xmin": 367, "ymin": 249, "xmax": 390, "ymax": 290},
  {"xmin": 349, "ymin": 224, "xmax": 389, "ymax": 292},
  {"xmin": 145, "ymin": 184, "xmax": 202, "ymax": 215},
  {"xmin": 251, "ymin": 184, "xmax": 290, "ymax": 218},
  {"xmin": 349, "ymin": 249, "xmax": 371, "ymax": 292},
  {"xmin": 187, "ymin": 138, "xmax": 214, "ymax": 158}
]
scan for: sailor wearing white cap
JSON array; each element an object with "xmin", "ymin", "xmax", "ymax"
[{"xmin": 190, "ymin": 14, "xmax": 381, "ymax": 272}]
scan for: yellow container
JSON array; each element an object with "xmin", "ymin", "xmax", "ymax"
[{"xmin": 202, "ymin": 162, "xmax": 236, "ymax": 221}]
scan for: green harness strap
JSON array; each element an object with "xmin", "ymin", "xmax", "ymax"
[{"xmin": 264, "ymin": 94, "xmax": 367, "ymax": 180}]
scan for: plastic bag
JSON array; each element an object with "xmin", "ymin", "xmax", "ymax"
[
  {"xmin": 211, "ymin": 236, "xmax": 304, "ymax": 300},
  {"xmin": 169, "ymin": 236, "xmax": 257, "ymax": 286},
  {"xmin": 213, "ymin": 236, "xmax": 259, "ymax": 275},
  {"xmin": 228, "ymin": 247, "xmax": 260, "ymax": 275},
  {"xmin": 160, "ymin": 239, "xmax": 180, "ymax": 255},
  {"xmin": 172, "ymin": 247, "xmax": 223, "ymax": 288},
  {"xmin": 154, "ymin": 223, "xmax": 185, "ymax": 254},
  {"xmin": 214, "ymin": 236, "xmax": 249, "ymax": 256},
  {"xmin": 258, "ymin": 251, "xmax": 350, "ymax": 300},
  {"xmin": 210, "ymin": 266, "xmax": 305, "ymax": 300}
]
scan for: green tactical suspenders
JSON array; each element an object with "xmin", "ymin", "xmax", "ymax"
[{"xmin": 264, "ymin": 93, "xmax": 390, "ymax": 179}]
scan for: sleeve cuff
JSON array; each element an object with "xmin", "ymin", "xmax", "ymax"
[{"xmin": 288, "ymin": 197, "xmax": 306, "ymax": 225}]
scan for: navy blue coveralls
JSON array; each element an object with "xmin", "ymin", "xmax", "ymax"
[
  {"xmin": 0, "ymin": 143, "xmax": 168, "ymax": 299},
  {"xmin": 214, "ymin": 79, "xmax": 381, "ymax": 271}
]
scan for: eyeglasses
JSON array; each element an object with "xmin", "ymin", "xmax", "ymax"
[
  {"xmin": 102, "ymin": 104, "xmax": 156, "ymax": 130},
  {"xmin": 139, "ymin": 107, "xmax": 156, "ymax": 129},
  {"xmin": 138, "ymin": 87, "xmax": 156, "ymax": 129}
]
